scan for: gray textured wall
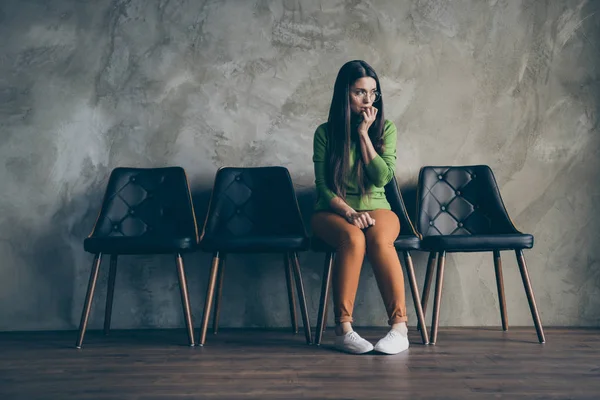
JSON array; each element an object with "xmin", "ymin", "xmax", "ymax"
[{"xmin": 1, "ymin": 0, "xmax": 599, "ymax": 332}]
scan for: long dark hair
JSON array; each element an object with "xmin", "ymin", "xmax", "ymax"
[{"xmin": 327, "ymin": 60, "xmax": 385, "ymax": 200}]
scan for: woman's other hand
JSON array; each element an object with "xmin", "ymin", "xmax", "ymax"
[{"xmin": 345, "ymin": 211, "xmax": 375, "ymax": 229}]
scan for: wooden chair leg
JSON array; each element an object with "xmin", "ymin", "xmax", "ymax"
[
  {"xmin": 321, "ymin": 253, "xmax": 335, "ymax": 333},
  {"xmin": 430, "ymin": 251, "xmax": 446, "ymax": 345},
  {"xmin": 493, "ymin": 250, "xmax": 508, "ymax": 331},
  {"xmin": 213, "ymin": 255, "xmax": 226, "ymax": 335},
  {"xmin": 103, "ymin": 255, "xmax": 118, "ymax": 336},
  {"xmin": 515, "ymin": 250, "xmax": 546, "ymax": 343},
  {"xmin": 175, "ymin": 253, "xmax": 195, "ymax": 346},
  {"xmin": 199, "ymin": 252, "xmax": 220, "ymax": 346},
  {"xmin": 403, "ymin": 251, "xmax": 429, "ymax": 345},
  {"xmin": 421, "ymin": 252, "xmax": 437, "ymax": 314},
  {"xmin": 284, "ymin": 253, "xmax": 298, "ymax": 334},
  {"xmin": 315, "ymin": 252, "xmax": 334, "ymax": 345},
  {"xmin": 290, "ymin": 252, "xmax": 313, "ymax": 345},
  {"xmin": 321, "ymin": 295, "xmax": 329, "ymax": 333},
  {"xmin": 76, "ymin": 253, "xmax": 103, "ymax": 349}
]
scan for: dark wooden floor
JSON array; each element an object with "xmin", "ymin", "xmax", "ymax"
[{"xmin": 0, "ymin": 328, "xmax": 598, "ymax": 399}]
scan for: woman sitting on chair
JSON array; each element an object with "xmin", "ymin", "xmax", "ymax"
[{"xmin": 311, "ymin": 60, "xmax": 409, "ymax": 355}]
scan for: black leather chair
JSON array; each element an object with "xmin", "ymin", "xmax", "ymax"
[
  {"xmin": 312, "ymin": 176, "xmax": 429, "ymax": 345},
  {"xmin": 198, "ymin": 166, "xmax": 312, "ymax": 345},
  {"xmin": 76, "ymin": 167, "xmax": 198, "ymax": 348},
  {"xmin": 416, "ymin": 165, "xmax": 545, "ymax": 344}
]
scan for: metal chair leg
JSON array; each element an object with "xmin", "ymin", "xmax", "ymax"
[
  {"xmin": 284, "ymin": 253, "xmax": 298, "ymax": 334},
  {"xmin": 76, "ymin": 253, "xmax": 103, "ymax": 349},
  {"xmin": 403, "ymin": 251, "xmax": 429, "ymax": 345},
  {"xmin": 515, "ymin": 250, "xmax": 546, "ymax": 343},
  {"xmin": 290, "ymin": 252, "xmax": 313, "ymax": 345},
  {"xmin": 493, "ymin": 250, "xmax": 508, "ymax": 331},
  {"xmin": 176, "ymin": 253, "xmax": 195, "ymax": 346},
  {"xmin": 199, "ymin": 252, "xmax": 220, "ymax": 346},
  {"xmin": 103, "ymin": 255, "xmax": 118, "ymax": 336},
  {"xmin": 213, "ymin": 255, "xmax": 226, "ymax": 335},
  {"xmin": 430, "ymin": 251, "xmax": 446, "ymax": 345},
  {"xmin": 315, "ymin": 252, "xmax": 333, "ymax": 345}
]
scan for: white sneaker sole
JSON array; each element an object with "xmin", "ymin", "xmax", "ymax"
[
  {"xmin": 373, "ymin": 343, "xmax": 409, "ymax": 355},
  {"xmin": 334, "ymin": 340, "xmax": 374, "ymax": 354}
]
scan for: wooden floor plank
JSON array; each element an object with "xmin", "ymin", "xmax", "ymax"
[{"xmin": 0, "ymin": 328, "xmax": 598, "ymax": 399}]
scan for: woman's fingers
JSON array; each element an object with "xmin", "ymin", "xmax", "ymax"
[
  {"xmin": 362, "ymin": 214, "xmax": 370, "ymax": 226},
  {"xmin": 358, "ymin": 214, "xmax": 367, "ymax": 228},
  {"xmin": 366, "ymin": 214, "xmax": 375, "ymax": 227},
  {"xmin": 348, "ymin": 214, "xmax": 362, "ymax": 229},
  {"xmin": 355, "ymin": 219, "xmax": 365, "ymax": 229},
  {"xmin": 358, "ymin": 107, "xmax": 378, "ymax": 133},
  {"xmin": 367, "ymin": 214, "xmax": 376, "ymax": 226},
  {"xmin": 362, "ymin": 213, "xmax": 373, "ymax": 228},
  {"xmin": 372, "ymin": 107, "xmax": 378, "ymax": 120},
  {"xmin": 366, "ymin": 107, "xmax": 377, "ymax": 123},
  {"xmin": 364, "ymin": 212, "xmax": 376, "ymax": 228},
  {"xmin": 348, "ymin": 212, "xmax": 376, "ymax": 229}
]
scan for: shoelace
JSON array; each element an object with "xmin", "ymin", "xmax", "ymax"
[
  {"xmin": 348, "ymin": 332, "xmax": 360, "ymax": 342},
  {"xmin": 385, "ymin": 330, "xmax": 402, "ymax": 340}
]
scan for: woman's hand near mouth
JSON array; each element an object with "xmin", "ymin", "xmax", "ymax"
[{"xmin": 358, "ymin": 106, "xmax": 377, "ymax": 137}]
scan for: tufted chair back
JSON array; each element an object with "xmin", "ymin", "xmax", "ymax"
[
  {"xmin": 84, "ymin": 167, "xmax": 198, "ymax": 254},
  {"xmin": 416, "ymin": 165, "xmax": 517, "ymax": 237},
  {"xmin": 200, "ymin": 166, "xmax": 309, "ymax": 252}
]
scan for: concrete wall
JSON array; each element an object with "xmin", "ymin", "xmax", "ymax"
[{"xmin": 0, "ymin": 0, "xmax": 598, "ymax": 331}]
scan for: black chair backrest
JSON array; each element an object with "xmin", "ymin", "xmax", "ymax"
[
  {"xmin": 201, "ymin": 167, "xmax": 307, "ymax": 239},
  {"xmin": 90, "ymin": 167, "xmax": 198, "ymax": 240},
  {"xmin": 384, "ymin": 176, "xmax": 420, "ymax": 237},
  {"xmin": 417, "ymin": 165, "xmax": 518, "ymax": 237}
]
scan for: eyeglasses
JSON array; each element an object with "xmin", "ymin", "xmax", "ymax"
[{"xmin": 351, "ymin": 90, "xmax": 381, "ymax": 102}]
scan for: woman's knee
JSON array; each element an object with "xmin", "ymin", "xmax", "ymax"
[
  {"xmin": 366, "ymin": 232, "xmax": 396, "ymax": 251},
  {"xmin": 338, "ymin": 228, "xmax": 366, "ymax": 250}
]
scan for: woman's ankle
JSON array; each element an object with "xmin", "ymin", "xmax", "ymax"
[
  {"xmin": 335, "ymin": 322, "xmax": 353, "ymax": 336},
  {"xmin": 391, "ymin": 322, "xmax": 408, "ymax": 334}
]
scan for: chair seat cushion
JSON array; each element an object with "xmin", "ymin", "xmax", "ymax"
[
  {"xmin": 200, "ymin": 235, "xmax": 310, "ymax": 253},
  {"xmin": 393, "ymin": 236, "xmax": 421, "ymax": 250},
  {"xmin": 84, "ymin": 236, "xmax": 197, "ymax": 255},
  {"xmin": 311, "ymin": 235, "xmax": 420, "ymax": 252},
  {"xmin": 420, "ymin": 234, "xmax": 533, "ymax": 252}
]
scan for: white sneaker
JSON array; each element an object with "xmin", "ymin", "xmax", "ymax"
[
  {"xmin": 334, "ymin": 331, "xmax": 374, "ymax": 354},
  {"xmin": 374, "ymin": 329, "xmax": 410, "ymax": 355}
]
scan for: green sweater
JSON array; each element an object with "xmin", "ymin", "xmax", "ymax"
[{"xmin": 313, "ymin": 119, "xmax": 397, "ymax": 212}]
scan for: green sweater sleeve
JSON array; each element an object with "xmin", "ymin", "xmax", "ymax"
[
  {"xmin": 313, "ymin": 124, "xmax": 337, "ymax": 205},
  {"xmin": 364, "ymin": 120, "xmax": 397, "ymax": 188}
]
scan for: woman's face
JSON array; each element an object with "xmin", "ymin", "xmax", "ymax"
[{"xmin": 349, "ymin": 77, "xmax": 378, "ymax": 115}]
